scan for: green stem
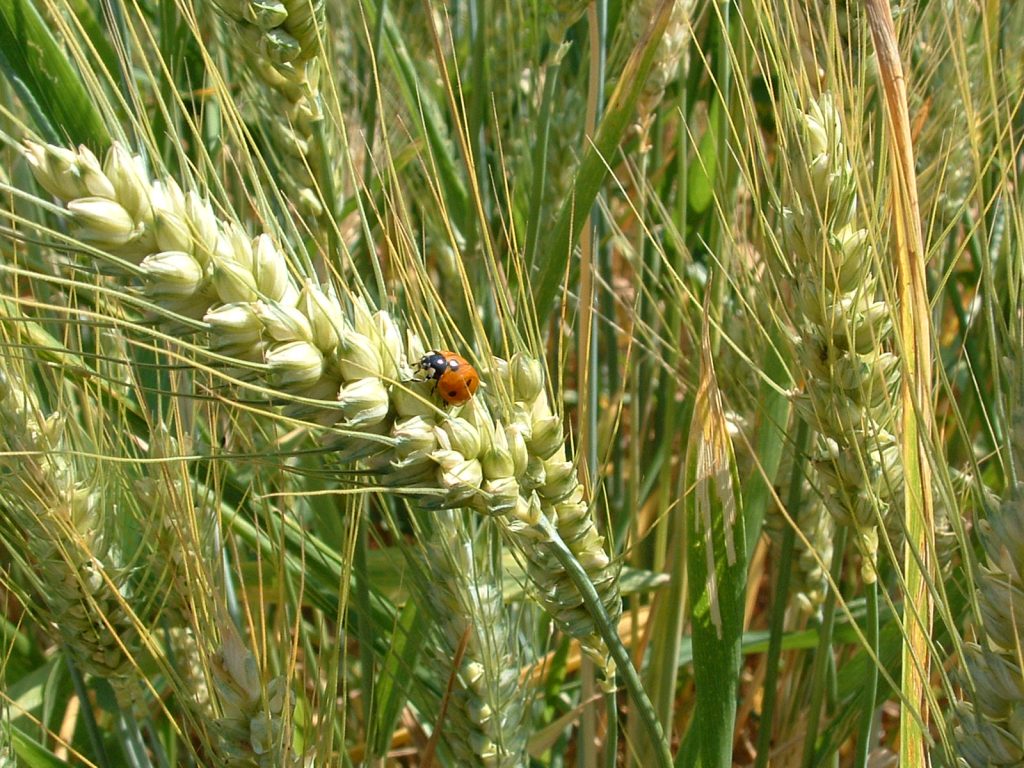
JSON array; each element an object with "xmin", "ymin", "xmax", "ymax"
[
  {"xmin": 801, "ymin": 526, "xmax": 848, "ymax": 768},
  {"xmin": 533, "ymin": 0, "xmax": 677, "ymax": 313},
  {"xmin": 0, "ymin": 0, "xmax": 108, "ymax": 148},
  {"xmin": 311, "ymin": 111, "xmax": 345, "ymax": 262},
  {"xmin": 465, "ymin": 0, "xmax": 487, "ymax": 262},
  {"xmin": 353, "ymin": 0, "xmax": 388, "ymax": 303},
  {"xmin": 113, "ymin": 684, "xmax": 153, "ymax": 768},
  {"xmin": 523, "ymin": 55, "xmax": 560, "ymax": 272},
  {"xmin": 534, "ymin": 514, "xmax": 672, "ymax": 768},
  {"xmin": 65, "ymin": 655, "xmax": 112, "ymax": 767},
  {"xmin": 580, "ymin": 3, "xmax": 609, "ymax": 761},
  {"xmin": 706, "ymin": 0, "xmax": 736, "ymax": 358},
  {"xmin": 604, "ymin": 689, "xmax": 619, "ymax": 768},
  {"xmin": 853, "ymin": 580, "xmax": 879, "ymax": 768},
  {"xmin": 354, "ymin": 510, "xmax": 377, "ymax": 756},
  {"xmin": 754, "ymin": 420, "xmax": 810, "ymax": 768}
]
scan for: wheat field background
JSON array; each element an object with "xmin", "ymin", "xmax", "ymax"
[{"xmin": 1, "ymin": 0, "xmax": 1022, "ymax": 766}]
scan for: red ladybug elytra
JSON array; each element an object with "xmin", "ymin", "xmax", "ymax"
[{"xmin": 419, "ymin": 350, "xmax": 480, "ymax": 405}]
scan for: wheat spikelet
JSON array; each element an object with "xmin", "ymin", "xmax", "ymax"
[
  {"xmin": 953, "ymin": 369, "xmax": 1024, "ymax": 766},
  {"xmin": 952, "ymin": 487, "xmax": 1024, "ymax": 767},
  {"xmin": 762, "ymin": 453, "xmax": 834, "ymax": 619},
  {"xmin": 213, "ymin": 0, "xmax": 329, "ymax": 216},
  {"xmin": 209, "ymin": 621, "xmax": 305, "ymax": 766},
  {"xmin": 626, "ymin": 0, "xmax": 694, "ymax": 143}
]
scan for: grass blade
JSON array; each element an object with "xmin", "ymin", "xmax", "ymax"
[
  {"xmin": 533, "ymin": 0, "xmax": 677, "ymax": 313},
  {"xmin": 0, "ymin": 0, "xmax": 107, "ymax": 148},
  {"xmin": 679, "ymin": 302, "xmax": 745, "ymax": 768},
  {"xmin": 367, "ymin": 599, "xmax": 426, "ymax": 759}
]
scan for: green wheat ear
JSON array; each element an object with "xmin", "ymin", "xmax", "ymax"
[
  {"xmin": 408, "ymin": 511, "xmax": 529, "ymax": 767},
  {"xmin": 210, "ymin": 618, "xmax": 302, "ymax": 766},
  {"xmin": 22, "ymin": 139, "xmax": 622, "ymax": 680},
  {"xmin": 625, "ymin": 0, "xmax": 695, "ymax": 143},
  {"xmin": 952, "ymin": 486, "xmax": 1024, "ymax": 767},
  {"xmin": 0, "ymin": 321, "xmax": 140, "ymax": 697},
  {"xmin": 763, "ymin": 449, "xmax": 834, "ymax": 618},
  {"xmin": 779, "ymin": 94, "xmax": 900, "ymax": 584},
  {"xmin": 213, "ymin": 0, "xmax": 330, "ymax": 217},
  {"xmin": 952, "ymin": 365, "xmax": 1024, "ymax": 767}
]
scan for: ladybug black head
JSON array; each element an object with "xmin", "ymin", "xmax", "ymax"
[{"xmin": 419, "ymin": 351, "xmax": 450, "ymax": 380}]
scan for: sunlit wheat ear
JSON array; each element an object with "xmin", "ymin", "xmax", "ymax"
[
  {"xmin": 210, "ymin": 620, "xmax": 303, "ymax": 767},
  {"xmin": 387, "ymin": 350, "xmax": 621, "ymax": 680},
  {"xmin": 952, "ymin": 486, "xmax": 1024, "ymax": 767},
  {"xmin": 0, "ymin": 353, "xmax": 140, "ymax": 695},
  {"xmin": 412, "ymin": 512, "xmax": 528, "ymax": 767},
  {"xmin": 212, "ymin": 0, "xmax": 329, "ymax": 216},
  {"xmin": 779, "ymin": 95, "xmax": 901, "ymax": 584},
  {"xmin": 23, "ymin": 139, "xmax": 622, "ymax": 679}
]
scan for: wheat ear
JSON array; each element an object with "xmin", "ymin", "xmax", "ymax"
[
  {"xmin": 781, "ymin": 95, "xmax": 901, "ymax": 583},
  {"xmin": 22, "ymin": 139, "xmax": 622, "ymax": 680}
]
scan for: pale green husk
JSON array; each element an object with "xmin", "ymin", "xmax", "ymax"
[
  {"xmin": 0, "ymin": 338, "xmax": 139, "ymax": 692},
  {"xmin": 953, "ymin": 486, "xmax": 1024, "ymax": 767}
]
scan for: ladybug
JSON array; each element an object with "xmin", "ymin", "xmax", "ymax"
[{"xmin": 419, "ymin": 350, "xmax": 480, "ymax": 405}]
